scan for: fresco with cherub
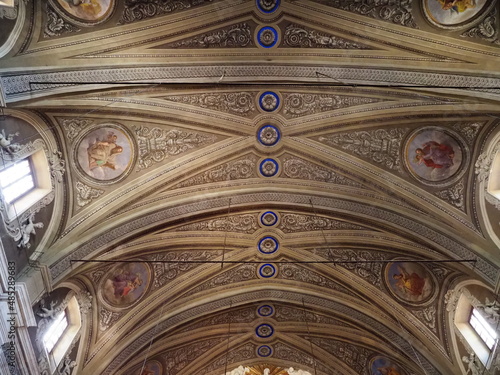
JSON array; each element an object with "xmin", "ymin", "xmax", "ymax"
[{"xmin": 101, "ymin": 263, "xmax": 150, "ymax": 308}]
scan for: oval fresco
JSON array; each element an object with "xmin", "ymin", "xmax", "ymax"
[
  {"xmin": 424, "ymin": 0, "xmax": 489, "ymax": 27},
  {"xmin": 385, "ymin": 262, "xmax": 434, "ymax": 304},
  {"xmin": 76, "ymin": 126, "xmax": 133, "ymax": 182},
  {"xmin": 370, "ymin": 356, "xmax": 407, "ymax": 375},
  {"xmin": 404, "ymin": 127, "xmax": 463, "ymax": 185},
  {"xmin": 55, "ymin": 0, "xmax": 114, "ymax": 23},
  {"xmin": 101, "ymin": 263, "xmax": 150, "ymax": 308},
  {"xmin": 133, "ymin": 360, "xmax": 162, "ymax": 375}
]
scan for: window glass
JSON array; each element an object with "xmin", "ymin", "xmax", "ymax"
[
  {"xmin": 469, "ymin": 308, "xmax": 498, "ymax": 350},
  {"xmin": 0, "ymin": 159, "xmax": 35, "ymax": 203},
  {"xmin": 43, "ymin": 312, "xmax": 68, "ymax": 353}
]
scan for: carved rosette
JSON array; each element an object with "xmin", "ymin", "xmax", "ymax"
[
  {"xmin": 260, "ymin": 211, "xmax": 279, "ymax": 227},
  {"xmin": 258, "ymin": 263, "xmax": 277, "ymax": 278},
  {"xmin": 259, "ymin": 158, "xmax": 279, "ymax": 177},
  {"xmin": 257, "ymin": 0, "xmax": 280, "ymax": 14},
  {"xmin": 255, "ymin": 323, "xmax": 274, "ymax": 338},
  {"xmin": 259, "ymin": 91, "xmax": 280, "ymax": 111},
  {"xmin": 257, "ymin": 26, "xmax": 279, "ymax": 48},
  {"xmin": 258, "ymin": 236, "xmax": 279, "ymax": 254},
  {"xmin": 257, "ymin": 345, "xmax": 273, "ymax": 357},
  {"xmin": 258, "ymin": 125, "xmax": 281, "ymax": 146}
]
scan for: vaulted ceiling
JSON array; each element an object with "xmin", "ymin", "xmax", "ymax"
[{"xmin": 1, "ymin": 1, "xmax": 500, "ymax": 375}]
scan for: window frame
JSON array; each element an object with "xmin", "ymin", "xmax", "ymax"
[{"xmin": 0, "ymin": 148, "xmax": 51, "ymax": 222}]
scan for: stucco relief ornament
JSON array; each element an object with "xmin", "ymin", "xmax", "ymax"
[
  {"xmin": 58, "ymin": 356, "xmax": 76, "ymax": 375},
  {"xmin": 258, "ymin": 125, "xmax": 281, "ymax": 146},
  {"xmin": 258, "ymin": 236, "xmax": 279, "ymax": 254},
  {"xmin": 257, "ymin": 26, "xmax": 279, "ymax": 48},
  {"xmin": 0, "ymin": 0, "xmax": 18, "ymax": 19},
  {"xmin": 259, "ymin": 91, "xmax": 280, "ymax": 112},
  {"xmin": 257, "ymin": 0, "xmax": 280, "ymax": 13},
  {"xmin": 0, "ymin": 128, "xmax": 21, "ymax": 157},
  {"xmin": 259, "ymin": 158, "xmax": 279, "ymax": 177},
  {"xmin": 260, "ymin": 211, "xmax": 278, "ymax": 226},
  {"xmin": 75, "ymin": 181, "xmax": 104, "ymax": 207},
  {"xmin": 16, "ymin": 213, "xmax": 44, "ymax": 249},
  {"xmin": 462, "ymin": 352, "xmax": 482, "ymax": 375}
]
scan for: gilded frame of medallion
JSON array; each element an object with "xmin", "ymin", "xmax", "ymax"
[
  {"xmin": 48, "ymin": 0, "xmax": 115, "ymax": 27},
  {"xmin": 72, "ymin": 122, "xmax": 136, "ymax": 186},
  {"xmin": 402, "ymin": 126, "xmax": 469, "ymax": 187},
  {"xmin": 422, "ymin": 0, "xmax": 496, "ymax": 30}
]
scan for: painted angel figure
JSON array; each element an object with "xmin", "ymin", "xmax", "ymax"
[{"xmin": 436, "ymin": 0, "xmax": 476, "ymax": 13}]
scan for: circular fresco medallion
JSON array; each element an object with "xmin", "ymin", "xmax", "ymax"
[
  {"xmin": 370, "ymin": 356, "xmax": 407, "ymax": 375},
  {"xmin": 54, "ymin": 0, "xmax": 114, "ymax": 24},
  {"xmin": 404, "ymin": 127, "xmax": 465, "ymax": 185},
  {"xmin": 384, "ymin": 261, "xmax": 435, "ymax": 304},
  {"xmin": 423, "ymin": 0, "xmax": 490, "ymax": 28},
  {"xmin": 76, "ymin": 126, "xmax": 134, "ymax": 183},
  {"xmin": 133, "ymin": 360, "xmax": 163, "ymax": 375},
  {"xmin": 101, "ymin": 262, "xmax": 150, "ymax": 308}
]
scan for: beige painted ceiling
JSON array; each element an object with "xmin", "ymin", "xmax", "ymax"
[{"xmin": 2, "ymin": 1, "xmax": 500, "ymax": 375}]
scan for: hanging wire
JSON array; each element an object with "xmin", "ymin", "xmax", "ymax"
[
  {"xmin": 301, "ymin": 298, "xmax": 318, "ymax": 375},
  {"xmin": 309, "ymin": 198, "xmax": 335, "ymax": 267},
  {"xmin": 220, "ymin": 198, "xmax": 232, "ymax": 269},
  {"xmin": 138, "ymin": 298, "xmax": 166, "ymax": 375},
  {"xmin": 223, "ymin": 300, "xmax": 233, "ymax": 375}
]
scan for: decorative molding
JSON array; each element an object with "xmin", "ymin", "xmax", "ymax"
[
  {"xmin": 452, "ymin": 122, "xmax": 485, "ymax": 145},
  {"xmin": 204, "ymin": 343, "xmax": 255, "ymax": 373},
  {"xmin": 148, "ymin": 250, "xmax": 221, "ymax": 289},
  {"xmin": 185, "ymin": 264, "xmax": 258, "ymax": 296},
  {"xmin": 280, "ymin": 264, "xmax": 353, "ymax": 296},
  {"xmin": 306, "ymin": 336, "xmax": 371, "ymax": 374},
  {"xmin": 49, "ymin": 150, "xmax": 66, "ymax": 184},
  {"xmin": 274, "ymin": 305, "xmax": 348, "ymax": 326},
  {"xmin": 283, "ymin": 23, "xmax": 370, "ymax": 49},
  {"xmin": 435, "ymin": 180, "xmax": 465, "ymax": 211},
  {"xmin": 165, "ymin": 23, "xmax": 253, "ymax": 48},
  {"xmin": 60, "ymin": 118, "xmax": 93, "ymax": 143},
  {"xmin": 281, "ymin": 155, "xmax": 363, "ymax": 186},
  {"xmin": 461, "ymin": 9, "xmax": 500, "ymax": 45},
  {"xmin": 178, "ymin": 307, "xmax": 255, "ymax": 333},
  {"xmin": 134, "ymin": 125, "xmax": 216, "ymax": 170},
  {"xmin": 75, "ymin": 290, "xmax": 92, "ymax": 316},
  {"xmin": 75, "ymin": 181, "xmax": 104, "ymax": 208},
  {"xmin": 475, "ymin": 141, "xmax": 500, "ymax": 183},
  {"xmin": 161, "ymin": 338, "xmax": 227, "ymax": 374},
  {"xmin": 0, "ymin": 0, "xmax": 18, "ymax": 19},
  {"xmin": 163, "ymin": 92, "xmax": 257, "ymax": 117},
  {"xmin": 282, "ymin": 92, "xmax": 383, "ymax": 118},
  {"xmin": 278, "ymin": 213, "xmax": 366, "ymax": 233},
  {"xmin": 173, "ymin": 155, "xmax": 258, "ymax": 188},
  {"xmin": 273, "ymin": 342, "xmax": 331, "ymax": 373},
  {"xmin": 308, "ymin": 0, "xmax": 417, "ymax": 28},
  {"xmin": 119, "ymin": 0, "xmax": 215, "ymax": 24},
  {"xmin": 44, "ymin": 4, "xmax": 80, "ymax": 38},
  {"xmin": 313, "ymin": 247, "xmax": 386, "ymax": 287},
  {"xmin": 413, "ymin": 305, "xmax": 437, "ymax": 332},
  {"xmin": 319, "ymin": 128, "xmax": 408, "ymax": 171},
  {"xmin": 175, "ymin": 214, "xmax": 258, "ymax": 234},
  {"xmin": 99, "ymin": 307, "xmax": 123, "ymax": 332}
]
